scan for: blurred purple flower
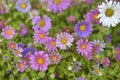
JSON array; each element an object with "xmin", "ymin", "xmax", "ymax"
[
  {"xmin": 0, "ymin": 3, "xmax": 9, "ymax": 14},
  {"xmin": 72, "ymin": 62, "xmax": 82, "ymax": 73}
]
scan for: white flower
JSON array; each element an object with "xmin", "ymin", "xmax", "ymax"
[
  {"xmin": 55, "ymin": 32, "xmax": 74, "ymax": 50},
  {"xmin": 28, "ymin": 9, "xmax": 39, "ymax": 19},
  {"xmin": 98, "ymin": 0, "xmax": 120, "ymax": 27}
]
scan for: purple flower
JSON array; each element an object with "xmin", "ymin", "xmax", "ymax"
[
  {"xmin": 33, "ymin": 30, "xmax": 48, "ymax": 44},
  {"xmin": 23, "ymin": 47, "xmax": 35, "ymax": 55},
  {"xmin": 70, "ymin": 0, "xmax": 80, "ymax": 6},
  {"xmin": 16, "ymin": 60, "xmax": 28, "ymax": 72},
  {"xmin": 16, "ymin": 24, "xmax": 28, "ymax": 36},
  {"xmin": 49, "ymin": 53, "xmax": 61, "ymax": 64},
  {"xmin": 28, "ymin": 9, "xmax": 39, "ymax": 19},
  {"xmin": 92, "ymin": 40, "xmax": 105, "ymax": 53},
  {"xmin": 82, "ymin": 0, "xmax": 94, "ymax": 4},
  {"xmin": 32, "ymin": 15, "xmax": 52, "ymax": 32},
  {"xmin": 72, "ymin": 62, "xmax": 82, "ymax": 73},
  {"xmin": 16, "ymin": 0, "xmax": 31, "ymax": 13},
  {"xmin": 1, "ymin": 26, "xmax": 15, "ymax": 39},
  {"xmin": 101, "ymin": 57, "xmax": 110, "ymax": 67},
  {"xmin": 30, "ymin": 51, "xmax": 49, "ymax": 71},
  {"xmin": 115, "ymin": 54, "xmax": 120, "ymax": 61},
  {"xmin": 76, "ymin": 39, "xmax": 92, "ymax": 55},
  {"xmin": 92, "ymin": 64, "xmax": 103, "ymax": 75},
  {"xmin": 55, "ymin": 32, "xmax": 74, "ymax": 50},
  {"xmin": 49, "ymin": 0, "xmax": 71, "ymax": 13},
  {"xmin": 86, "ymin": 8, "xmax": 100, "ymax": 24},
  {"xmin": 45, "ymin": 37, "xmax": 57, "ymax": 52},
  {"xmin": 74, "ymin": 20, "xmax": 93, "ymax": 38},
  {"xmin": 105, "ymin": 34, "xmax": 112, "ymax": 42},
  {"xmin": 0, "ymin": 3, "xmax": 9, "ymax": 14},
  {"xmin": 13, "ymin": 45, "xmax": 23, "ymax": 57},
  {"xmin": 84, "ymin": 52, "xmax": 92, "ymax": 60}
]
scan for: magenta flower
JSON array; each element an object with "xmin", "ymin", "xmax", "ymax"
[
  {"xmin": 30, "ymin": 51, "xmax": 49, "ymax": 71},
  {"xmin": 49, "ymin": 0, "xmax": 71, "ymax": 13},
  {"xmin": 45, "ymin": 37, "xmax": 57, "ymax": 52},
  {"xmin": 101, "ymin": 57, "xmax": 110, "ymax": 67},
  {"xmin": 16, "ymin": 60, "xmax": 28, "ymax": 72},
  {"xmin": 0, "ymin": 3, "xmax": 9, "ymax": 14},
  {"xmin": 49, "ymin": 53, "xmax": 61, "ymax": 64},
  {"xmin": 16, "ymin": 0, "xmax": 31, "ymax": 13},
  {"xmin": 76, "ymin": 39, "xmax": 92, "ymax": 55},
  {"xmin": 1, "ymin": 26, "xmax": 15, "ymax": 39},
  {"xmin": 33, "ymin": 30, "xmax": 48, "ymax": 44},
  {"xmin": 86, "ymin": 8, "xmax": 100, "ymax": 24},
  {"xmin": 67, "ymin": 15, "xmax": 76, "ymax": 24},
  {"xmin": 56, "ymin": 32, "xmax": 74, "ymax": 50},
  {"xmin": 0, "ymin": 20, "xmax": 8, "ymax": 30},
  {"xmin": 32, "ymin": 15, "xmax": 52, "ymax": 32},
  {"xmin": 74, "ymin": 20, "xmax": 93, "ymax": 38},
  {"xmin": 16, "ymin": 24, "xmax": 28, "ymax": 36}
]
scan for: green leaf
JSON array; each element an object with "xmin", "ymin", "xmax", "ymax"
[{"xmin": 38, "ymin": 72, "xmax": 45, "ymax": 78}]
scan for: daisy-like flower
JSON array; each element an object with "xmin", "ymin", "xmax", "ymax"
[
  {"xmin": 49, "ymin": 53, "xmax": 61, "ymax": 64},
  {"xmin": 30, "ymin": 51, "xmax": 49, "ymax": 71},
  {"xmin": 49, "ymin": 0, "xmax": 71, "ymax": 13},
  {"xmin": 0, "ymin": 20, "xmax": 8, "ymax": 30},
  {"xmin": 1, "ymin": 26, "xmax": 15, "ymax": 39},
  {"xmin": 33, "ymin": 30, "xmax": 48, "ymax": 44},
  {"xmin": 98, "ymin": 0, "xmax": 120, "ymax": 27},
  {"xmin": 45, "ymin": 37, "xmax": 57, "ymax": 52},
  {"xmin": 56, "ymin": 32, "xmax": 74, "ymax": 50},
  {"xmin": 0, "ymin": 3, "xmax": 9, "ymax": 14},
  {"xmin": 16, "ymin": 0, "xmax": 31, "ymax": 13},
  {"xmin": 92, "ymin": 64, "xmax": 103, "ymax": 76},
  {"xmin": 83, "ymin": 52, "xmax": 92, "ymax": 60},
  {"xmin": 74, "ymin": 20, "xmax": 93, "ymax": 38},
  {"xmin": 92, "ymin": 40, "xmax": 105, "ymax": 53},
  {"xmin": 32, "ymin": 15, "xmax": 52, "ymax": 32},
  {"xmin": 86, "ymin": 8, "xmax": 100, "ymax": 24},
  {"xmin": 76, "ymin": 39, "xmax": 92, "ymax": 55},
  {"xmin": 7, "ymin": 41, "xmax": 16, "ymax": 51},
  {"xmin": 72, "ymin": 62, "xmax": 82, "ymax": 73},
  {"xmin": 28, "ymin": 9, "xmax": 39, "ymax": 19},
  {"xmin": 40, "ymin": 0, "xmax": 51, "ymax": 11},
  {"xmin": 67, "ymin": 15, "xmax": 76, "ymax": 24},
  {"xmin": 16, "ymin": 60, "xmax": 28, "ymax": 72},
  {"xmin": 13, "ymin": 46, "xmax": 23, "ymax": 57},
  {"xmin": 101, "ymin": 57, "xmax": 110, "ymax": 67},
  {"xmin": 23, "ymin": 47, "xmax": 35, "ymax": 55}
]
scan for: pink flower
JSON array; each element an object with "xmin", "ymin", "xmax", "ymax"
[
  {"xmin": 1, "ymin": 26, "xmax": 15, "ymax": 39},
  {"xmin": 16, "ymin": 60, "xmax": 28, "ymax": 72},
  {"xmin": 33, "ymin": 30, "xmax": 48, "ymax": 44},
  {"xmin": 76, "ymin": 39, "xmax": 92, "ymax": 55},
  {"xmin": 45, "ymin": 37, "xmax": 57, "ymax": 52},
  {"xmin": 30, "ymin": 51, "xmax": 49, "ymax": 71},
  {"xmin": 49, "ymin": 53, "xmax": 61, "ymax": 64}
]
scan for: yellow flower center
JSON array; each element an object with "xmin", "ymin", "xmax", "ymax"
[
  {"xmin": 61, "ymin": 38, "xmax": 67, "ymax": 44},
  {"xmin": 105, "ymin": 8, "xmax": 114, "ymax": 17},
  {"xmin": 39, "ymin": 34, "xmax": 44, "ymax": 39},
  {"xmin": 16, "ymin": 50, "xmax": 20, "ymax": 54},
  {"xmin": 37, "ymin": 58, "xmax": 44, "ymax": 65},
  {"xmin": 54, "ymin": 0, "xmax": 62, "ymax": 5},
  {"xmin": 39, "ymin": 20, "xmax": 45, "ymax": 27},
  {"xmin": 19, "ymin": 63, "xmax": 24, "ymax": 68},
  {"xmin": 81, "ymin": 44, "xmax": 86, "ymax": 49},
  {"xmin": 21, "ymin": 3, "xmax": 27, "ymax": 9},
  {"xmin": 79, "ymin": 25, "xmax": 86, "ymax": 31},
  {"xmin": 51, "ymin": 41, "xmax": 56, "ymax": 46},
  {"xmin": 93, "ymin": 14, "xmax": 99, "ymax": 21},
  {"xmin": 52, "ymin": 55, "xmax": 57, "ymax": 61},
  {"xmin": 6, "ymin": 30, "xmax": 11, "ymax": 35},
  {"xmin": 32, "ymin": 13, "xmax": 36, "ymax": 17},
  {"xmin": 95, "ymin": 68, "xmax": 100, "ymax": 73}
]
